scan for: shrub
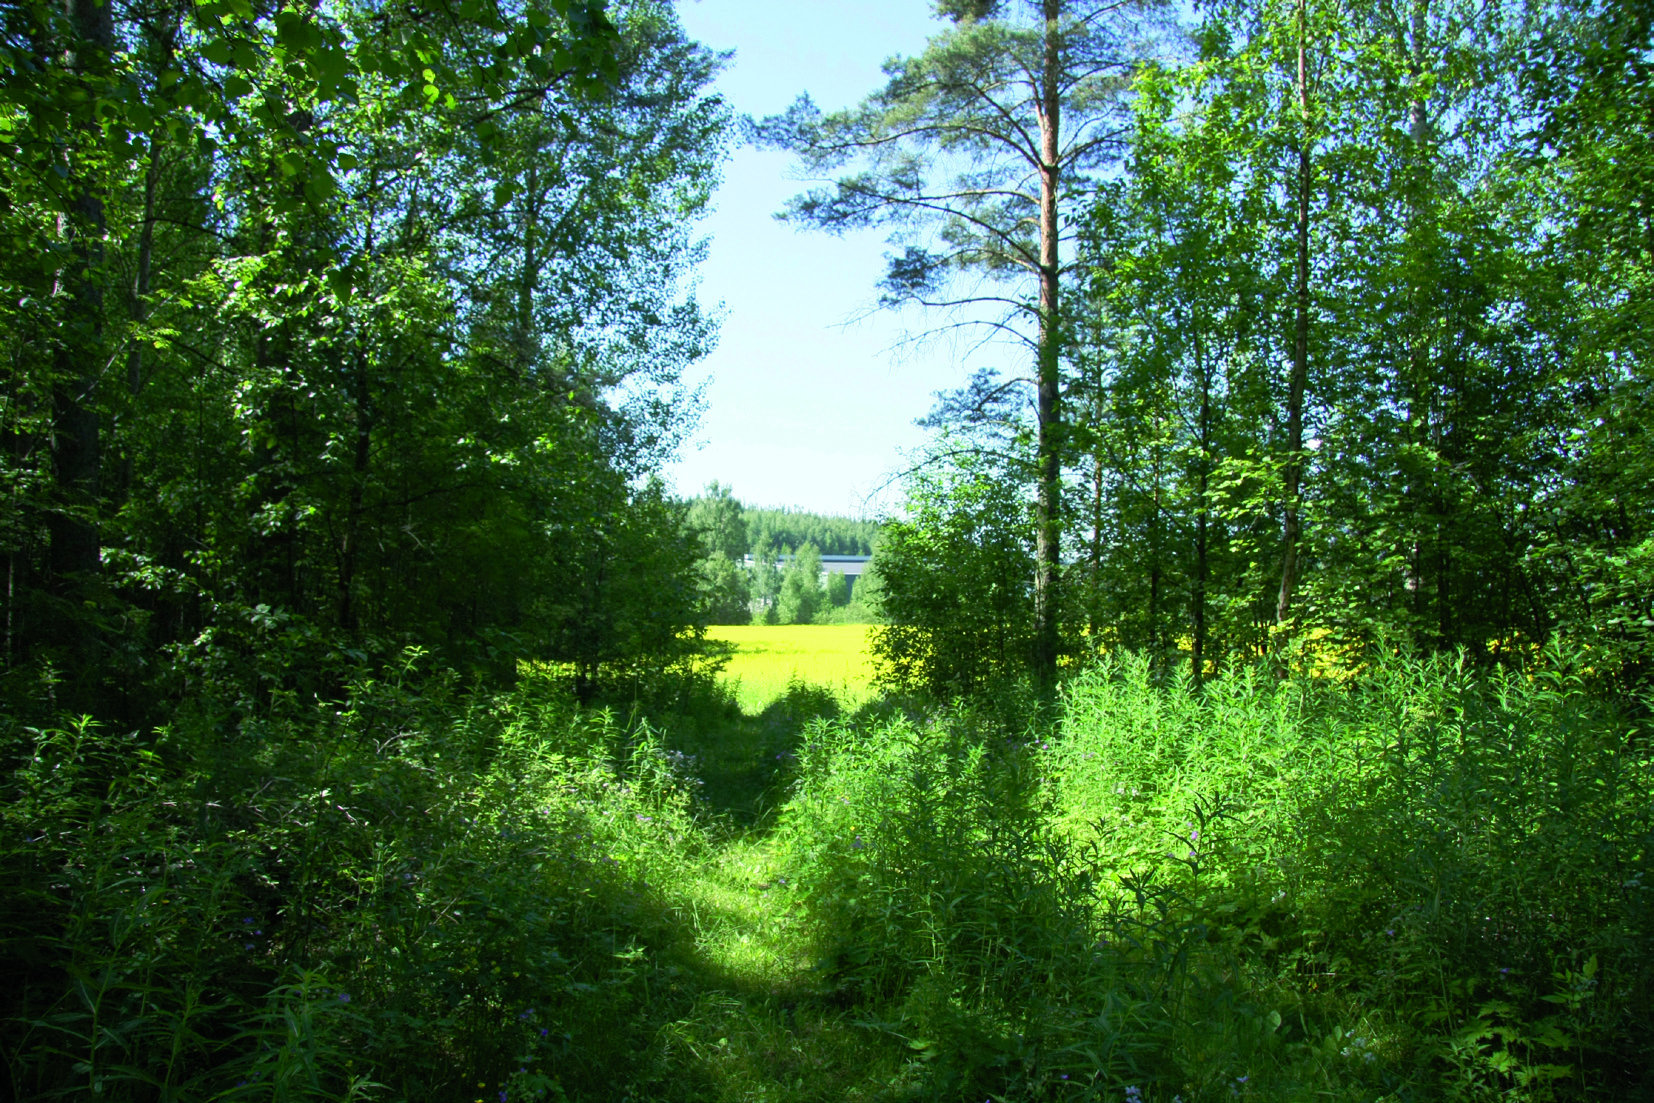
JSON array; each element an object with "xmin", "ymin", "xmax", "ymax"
[{"xmin": 1, "ymin": 662, "xmax": 710, "ymax": 1101}]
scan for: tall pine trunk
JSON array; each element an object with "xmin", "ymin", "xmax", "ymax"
[{"xmin": 1033, "ymin": 0, "xmax": 1064, "ymax": 692}]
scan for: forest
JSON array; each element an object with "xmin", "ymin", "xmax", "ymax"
[
  {"xmin": 686, "ymin": 486, "xmax": 885, "ymax": 625},
  {"xmin": 2, "ymin": 0, "xmax": 1650, "ymax": 1100}
]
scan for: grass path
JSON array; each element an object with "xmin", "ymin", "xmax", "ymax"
[
  {"xmin": 643, "ymin": 636, "xmax": 908, "ymax": 1101},
  {"xmin": 662, "ymin": 827, "xmax": 912, "ymax": 1103}
]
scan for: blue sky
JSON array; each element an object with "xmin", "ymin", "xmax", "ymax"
[{"xmin": 663, "ymin": 1, "xmax": 988, "ymax": 517}]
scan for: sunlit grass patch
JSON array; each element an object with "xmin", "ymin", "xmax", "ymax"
[{"xmin": 707, "ymin": 625, "xmax": 877, "ymax": 713}]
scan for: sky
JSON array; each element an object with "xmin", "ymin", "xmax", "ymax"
[{"xmin": 662, "ymin": 0, "xmax": 989, "ymax": 518}]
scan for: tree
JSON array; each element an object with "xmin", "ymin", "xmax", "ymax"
[
  {"xmin": 1518, "ymin": 0, "xmax": 1654, "ymax": 685},
  {"xmin": 825, "ymin": 569, "xmax": 850, "ymax": 609},
  {"xmin": 0, "ymin": 0, "xmax": 727, "ymax": 713},
  {"xmin": 842, "ymin": 549, "xmax": 888, "ymax": 624},
  {"xmin": 757, "ymin": 0, "xmax": 1167, "ymax": 689},
  {"xmin": 741, "ymin": 507, "xmax": 879, "ymax": 556},
  {"xmin": 749, "ymin": 534, "xmax": 782, "ymax": 623},
  {"xmin": 1289, "ymin": 0, "xmax": 1556, "ymax": 657},
  {"xmin": 1072, "ymin": 0, "xmax": 1346, "ymax": 676},
  {"xmin": 0, "ymin": 0, "xmax": 627, "ymax": 709},
  {"xmin": 688, "ymin": 482, "xmax": 751, "ymax": 624},
  {"xmin": 871, "ymin": 443, "xmax": 1035, "ymax": 695},
  {"xmin": 777, "ymin": 542, "xmax": 825, "ymax": 625}
]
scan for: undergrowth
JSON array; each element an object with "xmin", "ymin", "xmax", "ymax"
[
  {"xmin": 3, "ymin": 651, "xmax": 1648, "ymax": 1101},
  {"xmin": 774, "ymin": 652, "xmax": 1652, "ymax": 1101},
  {"xmin": 2, "ymin": 656, "xmax": 719, "ymax": 1101}
]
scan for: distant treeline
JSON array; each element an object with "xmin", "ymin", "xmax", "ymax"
[
  {"xmin": 741, "ymin": 507, "xmax": 880, "ymax": 558},
  {"xmin": 685, "ymin": 487, "xmax": 885, "ymax": 624}
]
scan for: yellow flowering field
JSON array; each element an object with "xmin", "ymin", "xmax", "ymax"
[{"xmin": 706, "ymin": 624, "xmax": 878, "ymax": 713}]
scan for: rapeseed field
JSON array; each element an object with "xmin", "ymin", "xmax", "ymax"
[{"xmin": 707, "ymin": 624, "xmax": 877, "ymax": 712}]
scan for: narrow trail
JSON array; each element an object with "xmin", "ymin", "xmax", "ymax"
[{"xmin": 641, "ymin": 694, "xmax": 906, "ymax": 1102}]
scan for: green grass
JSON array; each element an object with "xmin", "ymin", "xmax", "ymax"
[
  {"xmin": 6, "ymin": 651, "xmax": 1649, "ymax": 1102},
  {"xmin": 707, "ymin": 624, "xmax": 878, "ymax": 713}
]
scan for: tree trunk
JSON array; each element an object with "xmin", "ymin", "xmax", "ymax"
[
  {"xmin": 1276, "ymin": 0, "xmax": 1312, "ymax": 637},
  {"xmin": 123, "ymin": 18, "xmax": 175, "ymax": 427},
  {"xmin": 117, "ymin": 124, "xmax": 164, "ymax": 502},
  {"xmin": 46, "ymin": 0, "xmax": 116, "ymax": 687},
  {"xmin": 1032, "ymin": 0, "xmax": 1064, "ymax": 692},
  {"xmin": 1089, "ymin": 424, "xmax": 1104, "ymax": 639},
  {"xmin": 1401, "ymin": 0, "xmax": 1439, "ymax": 639},
  {"xmin": 517, "ymin": 138, "xmax": 540, "ymax": 375},
  {"xmin": 1149, "ymin": 431, "xmax": 1163, "ymax": 663},
  {"xmin": 1193, "ymin": 344, "xmax": 1211, "ymax": 685},
  {"xmin": 338, "ymin": 196, "xmax": 378, "ymax": 634}
]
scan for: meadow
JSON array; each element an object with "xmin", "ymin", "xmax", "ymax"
[
  {"xmin": 5, "ymin": 647, "xmax": 1650, "ymax": 1101},
  {"xmin": 706, "ymin": 624, "xmax": 879, "ymax": 712}
]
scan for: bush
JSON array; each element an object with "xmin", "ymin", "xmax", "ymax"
[
  {"xmin": 775, "ymin": 708, "xmax": 1209, "ymax": 1101},
  {"xmin": 0, "ymin": 661, "xmax": 711, "ymax": 1101},
  {"xmin": 767, "ymin": 650, "xmax": 1653, "ymax": 1102},
  {"xmin": 1047, "ymin": 651, "xmax": 1654, "ymax": 1101}
]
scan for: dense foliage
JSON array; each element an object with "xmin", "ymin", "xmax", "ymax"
[
  {"xmin": 796, "ymin": 0, "xmax": 1654, "ymax": 695},
  {"xmin": 2, "ymin": 0, "xmax": 726, "ymax": 717},
  {"xmin": 779, "ymin": 652, "xmax": 1652, "ymax": 1101},
  {"xmin": 6, "ymin": 0, "xmax": 1652, "ymax": 1099},
  {"xmin": 3, "ymin": 664, "xmax": 718, "ymax": 1099},
  {"xmin": 741, "ymin": 507, "xmax": 880, "ymax": 558},
  {"xmin": 11, "ymin": 640, "xmax": 1645, "ymax": 1101}
]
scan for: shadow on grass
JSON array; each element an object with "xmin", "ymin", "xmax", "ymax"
[
  {"xmin": 655, "ymin": 681, "xmax": 844, "ymax": 827},
  {"xmin": 634, "ymin": 879, "xmax": 913, "ymax": 1103},
  {"xmin": 574, "ymin": 678, "xmax": 953, "ymax": 1101}
]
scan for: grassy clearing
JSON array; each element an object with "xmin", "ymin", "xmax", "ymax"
[{"xmin": 707, "ymin": 624, "xmax": 878, "ymax": 713}]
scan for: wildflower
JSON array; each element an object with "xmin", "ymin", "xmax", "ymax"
[{"xmin": 338, "ymin": 993, "xmax": 351, "ymax": 1003}]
